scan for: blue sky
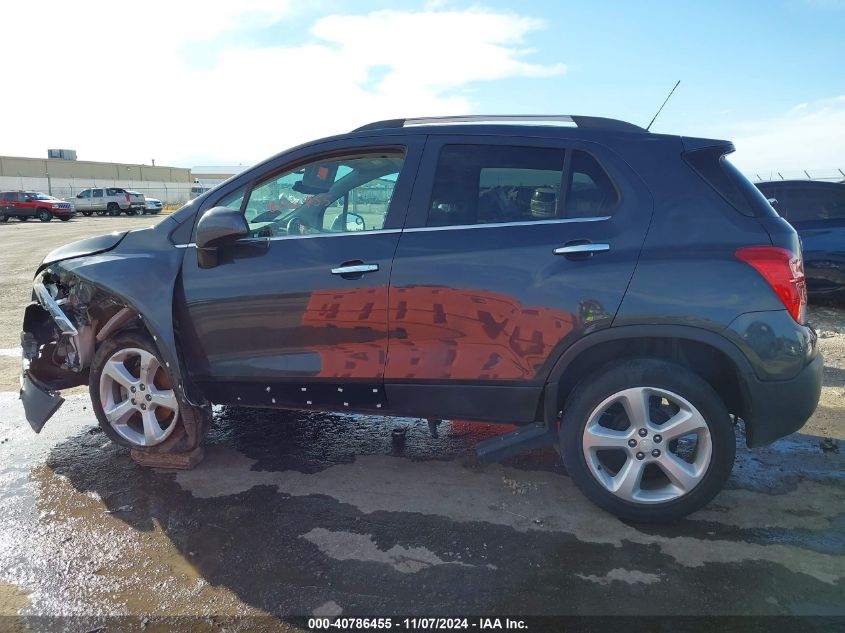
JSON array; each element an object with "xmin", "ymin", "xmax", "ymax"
[{"xmin": 3, "ymin": 0, "xmax": 844, "ymax": 175}]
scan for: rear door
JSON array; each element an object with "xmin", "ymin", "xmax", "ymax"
[
  {"xmin": 15, "ymin": 191, "xmax": 36, "ymax": 218},
  {"xmin": 385, "ymin": 135, "xmax": 653, "ymax": 422},
  {"xmin": 0, "ymin": 192, "xmax": 12, "ymax": 217},
  {"xmin": 179, "ymin": 136, "xmax": 424, "ymax": 411}
]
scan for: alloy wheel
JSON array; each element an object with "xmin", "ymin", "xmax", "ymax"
[
  {"xmin": 581, "ymin": 387, "xmax": 712, "ymax": 504},
  {"xmin": 98, "ymin": 347, "xmax": 179, "ymax": 447}
]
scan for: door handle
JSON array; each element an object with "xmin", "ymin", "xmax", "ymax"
[
  {"xmin": 331, "ymin": 263, "xmax": 379, "ymax": 275},
  {"xmin": 554, "ymin": 243, "xmax": 610, "ymax": 256}
]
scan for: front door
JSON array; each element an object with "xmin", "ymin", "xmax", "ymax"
[
  {"xmin": 385, "ymin": 135, "xmax": 653, "ymax": 422},
  {"xmin": 179, "ymin": 138, "xmax": 423, "ymax": 411}
]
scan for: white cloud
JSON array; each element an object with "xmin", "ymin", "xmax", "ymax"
[
  {"xmin": 0, "ymin": 4, "xmax": 563, "ymax": 167},
  {"xmin": 718, "ymin": 97, "xmax": 845, "ymax": 175}
]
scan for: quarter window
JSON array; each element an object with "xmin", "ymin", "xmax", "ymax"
[
  {"xmin": 93, "ymin": 189, "xmax": 104, "ymax": 198},
  {"xmin": 238, "ymin": 152, "xmax": 405, "ymax": 237},
  {"xmin": 565, "ymin": 150, "xmax": 620, "ymax": 218},
  {"xmin": 426, "ymin": 145, "xmax": 617, "ymax": 227}
]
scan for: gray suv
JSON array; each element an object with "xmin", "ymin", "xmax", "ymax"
[
  {"xmin": 20, "ymin": 115, "xmax": 822, "ymax": 522},
  {"xmin": 73, "ymin": 187, "xmax": 146, "ymax": 216}
]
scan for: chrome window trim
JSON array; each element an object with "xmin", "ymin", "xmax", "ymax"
[
  {"xmin": 172, "ymin": 216, "xmax": 609, "ymax": 248},
  {"xmin": 403, "ymin": 216, "xmax": 610, "ymax": 233},
  {"xmin": 174, "ymin": 228, "xmax": 402, "ymax": 248}
]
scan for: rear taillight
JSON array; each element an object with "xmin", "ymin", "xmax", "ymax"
[
  {"xmin": 736, "ymin": 246, "xmax": 807, "ymax": 323},
  {"xmin": 125, "ymin": 193, "xmax": 131, "ymax": 202}
]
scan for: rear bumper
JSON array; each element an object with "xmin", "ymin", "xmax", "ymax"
[{"xmin": 743, "ymin": 352, "xmax": 823, "ymax": 447}]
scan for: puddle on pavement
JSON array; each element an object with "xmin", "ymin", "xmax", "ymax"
[{"xmin": 1, "ymin": 393, "xmax": 844, "ymax": 618}]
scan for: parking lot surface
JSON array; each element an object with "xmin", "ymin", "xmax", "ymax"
[{"xmin": 0, "ymin": 217, "xmax": 843, "ymax": 629}]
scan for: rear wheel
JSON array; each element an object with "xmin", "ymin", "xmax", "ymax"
[
  {"xmin": 0, "ymin": 212, "xmax": 6, "ymax": 222},
  {"xmin": 90, "ymin": 331, "xmax": 209, "ymax": 454},
  {"xmin": 560, "ymin": 358, "xmax": 735, "ymax": 523},
  {"xmin": 38, "ymin": 209, "xmax": 53, "ymax": 222},
  {"xmin": 107, "ymin": 202, "xmax": 120, "ymax": 216},
  {"xmin": 17, "ymin": 216, "xmax": 28, "ymax": 222}
]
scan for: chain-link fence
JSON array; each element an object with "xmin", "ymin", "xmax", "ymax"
[
  {"xmin": 749, "ymin": 168, "xmax": 845, "ymax": 183},
  {"xmin": 0, "ymin": 176, "xmax": 192, "ymax": 205}
]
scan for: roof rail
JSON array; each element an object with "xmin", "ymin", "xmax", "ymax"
[{"xmin": 352, "ymin": 115, "xmax": 646, "ymax": 134}]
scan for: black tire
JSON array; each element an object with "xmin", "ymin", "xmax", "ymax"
[
  {"xmin": 126, "ymin": 209, "xmax": 137, "ymax": 216},
  {"xmin": 559, "ymin": 358, "xmax": 735, "ymax": 523},
  {"xmin": 18, "ymin": 216, "xmax": 28, "ymax": 222},
  {"xmin": 89, "ymin": 330, "xmax": 209, "ymax": 454},
  {"xmin": 59, "ymin": 216, "xmax": 71, "ymax": 222},
  {"xmin": 0, "ymin": 212, "xmax": 7, "ymax": 222},
  {"xmin": 107, "ymin": 202, "xmax": 120, "ymax": 216},
  {"xmin": 82, "ymin": 211, "xmax": 93, "ymax": 217},
  {"xmin": 38, "ymin": 209, "xmax": 53, "ymax": 222}
]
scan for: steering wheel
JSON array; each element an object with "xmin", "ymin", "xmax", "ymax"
[{"xmin": 286, "ymin": 216, "xmax": 307, "ymax": 236}]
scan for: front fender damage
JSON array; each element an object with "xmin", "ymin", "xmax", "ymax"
[{"xmin": 20, "ymin": 239, "xmax": 198, "ymax": 434}]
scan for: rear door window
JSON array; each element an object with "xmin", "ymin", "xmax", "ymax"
[
  {"xmin": 93, "ymin": 189, "xmax": 104, "ymax": 198},
  {"xmin": 426, "ymin": 145, "xmax": 618, "ymax": 227}
]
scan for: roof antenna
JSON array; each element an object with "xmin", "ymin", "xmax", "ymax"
[{"xmin": 646, "ymin": 80, "xmax": 681, "ymax": 131}]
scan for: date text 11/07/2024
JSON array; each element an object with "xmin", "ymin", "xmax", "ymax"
[{"xmin": 307, "ymin": 618, "xmax": 528, "ymax": 630}]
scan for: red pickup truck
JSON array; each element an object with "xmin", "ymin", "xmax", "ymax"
[{"xmin": 0, "ymin": 191, "xmax": 76, "ymax": 222}]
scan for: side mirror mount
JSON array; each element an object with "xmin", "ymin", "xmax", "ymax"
[
  {"xmin": 195, "ymin": 206, "xmax": 249, "ymax": 268},
  {"xmin": 766, "ymin": 197, "xmax": 780, "ymax": 211},
  {"xmin": 345, "ymin": 212, "xmax": 366, "ymax": 232}
]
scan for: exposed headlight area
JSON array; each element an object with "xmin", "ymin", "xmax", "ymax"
[{"xmin": 25, "ymin": 267, "xmax": 122, "ymax": 377}]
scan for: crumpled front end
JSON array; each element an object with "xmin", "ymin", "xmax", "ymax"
[{"xmin": 21, "ymin": 264, "xmax": 136, "ymax": 432}]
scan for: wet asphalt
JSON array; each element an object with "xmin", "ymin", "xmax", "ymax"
[{"xmin": 0, "ymin": 392, "xmax": 844, "ymax": 631}]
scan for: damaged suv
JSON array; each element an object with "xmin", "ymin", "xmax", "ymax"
[{"xmin": 20, "ymin": 115, "xmax": 822, "ymax": 522}]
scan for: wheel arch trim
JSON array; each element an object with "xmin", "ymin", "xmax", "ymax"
[{"xmin": 542, "ymin": 324, "xmax": 754, "ymax": 426}]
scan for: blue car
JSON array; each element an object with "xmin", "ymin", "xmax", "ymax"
[{"xmin": 756, "ymin": 180, "xmax": 845, "ymax": 301}]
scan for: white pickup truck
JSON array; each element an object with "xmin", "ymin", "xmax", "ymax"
[{"xmin": 73, "ymin": 188, "xmax": 146, "ymax": 216}]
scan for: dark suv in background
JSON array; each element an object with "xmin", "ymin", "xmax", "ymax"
[
  {"xmin": 20, "ymin": 115, "xmax": 822, "ymax": 522},
  {"xmin": 755, "ymin": 180, "xmax": 845, "ymax": 300}
]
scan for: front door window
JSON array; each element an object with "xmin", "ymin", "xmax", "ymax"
[{"xmin": 238, "ymin": 153, "xmax": 404, "ymax": 238}]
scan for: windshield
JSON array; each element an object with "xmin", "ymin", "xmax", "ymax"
[{"xmin": 27, "ymin": 192, "xmax": 53, "ymax": 200}]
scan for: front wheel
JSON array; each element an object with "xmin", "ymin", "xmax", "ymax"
[
  {"xmin": 90, "ymin": 331, "xmax": 208, "ymax": 454},
  {"xmin": 38, "ymin": 209, "xmax": 53, "ymax": 222},
  {"xmin": 560, "ymin": 358, "xmax": 735, "ymax": 523},
  {"xmin": 0, "ymin": 212, "xmax": 6, "ymax": 222}
]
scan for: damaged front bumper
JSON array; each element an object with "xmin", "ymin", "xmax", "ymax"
[
  {"xmin": 19, "ymin": 278, "xmax": 79, "ymax": 431},
  {"xmin": 20, "ymin": 370, "xmax": 64, "ymax": 433},
  {"xmin": 19, "ymin": 273, "xmax": 107, "ymax": 432}
]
